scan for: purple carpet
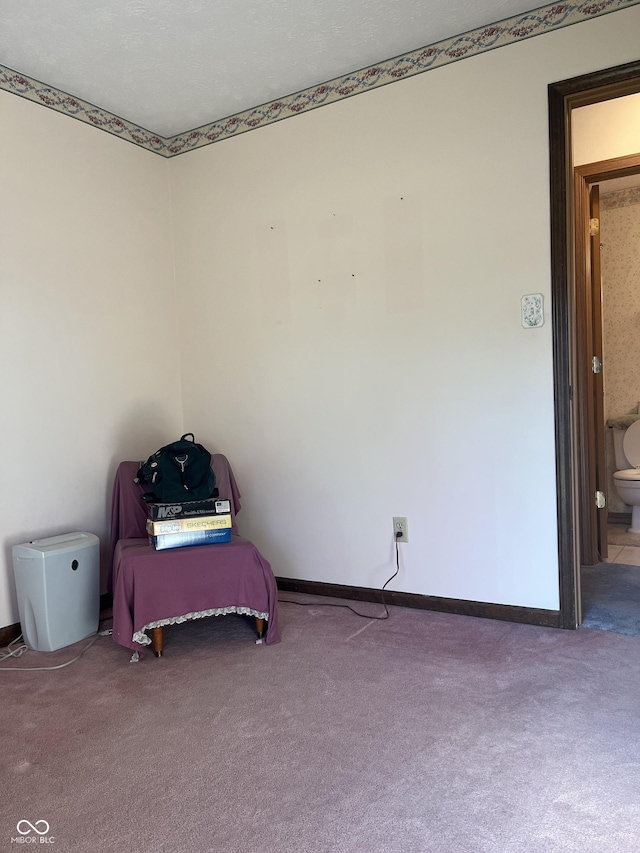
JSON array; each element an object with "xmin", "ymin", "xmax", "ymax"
[{"xmin": 1, "ymin": 595, "xmax": 640, "ymax": 852}]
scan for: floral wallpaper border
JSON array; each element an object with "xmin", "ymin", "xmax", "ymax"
[{"xmin": 1, "ymin": 0, "xmax": 639, "ymax": 158}]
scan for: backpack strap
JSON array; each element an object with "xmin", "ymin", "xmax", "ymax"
[{"xmin": 174, "ymin": 452, "xmax": 192, "ymax": 493}]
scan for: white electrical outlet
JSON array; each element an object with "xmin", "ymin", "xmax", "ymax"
[{"xmin": 393, "ymin": 517, "xmax": 408, "ymax": 543}]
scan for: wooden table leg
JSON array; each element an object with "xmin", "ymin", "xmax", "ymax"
[
  {"xmin": 255, "ymin": 617, "xmax": 265, "ymax": 641},
  {"xmin": 151, "ymin": 626, "xmax": 164, "ymax": 657}
]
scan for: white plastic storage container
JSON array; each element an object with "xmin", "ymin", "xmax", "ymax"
[{"xmin": 12, "ymin": 532, "xmax": 100, "ymax": 652}]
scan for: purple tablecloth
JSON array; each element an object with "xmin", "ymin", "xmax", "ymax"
[{"xmin": 109, "ymin": 458, "xmax": 280, "ymax": 653}]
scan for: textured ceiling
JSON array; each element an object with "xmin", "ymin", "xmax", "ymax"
[{"xmin": 0, "ymin": 0, "xmax": 547, "ymax": 137}]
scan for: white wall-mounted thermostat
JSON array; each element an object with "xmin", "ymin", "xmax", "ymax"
[{"xmin": 521, "ymin": 294, "xmax": 544, "ymax": 328}]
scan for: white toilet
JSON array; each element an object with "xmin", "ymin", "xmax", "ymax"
[{"xmin": 613, "ymin": 419, "xmax": 640, "ymax": 533}]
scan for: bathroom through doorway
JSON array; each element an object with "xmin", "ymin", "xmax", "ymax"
[
  {"xmin": 573, "ymin": 154, "xmax": 640, "ymax": 569},
  {"xmin": 549, "ymin": 60, "xmax": 640, "ymax": 629}
]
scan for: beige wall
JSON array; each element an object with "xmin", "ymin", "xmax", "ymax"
[
  {"xmin": 170, "ymin": 6, "xmax": 640, "ymax": 611},
  {"xmin": 0, "ymin": 92, "xmax": 184, "ymax": 626},
  {"xmin": 2, "ymin": 5, "xmax": 640, "ymax": 630},
  {"xmin": 573, "ymin": 92, "xmax": 640, "ymax": 167}
]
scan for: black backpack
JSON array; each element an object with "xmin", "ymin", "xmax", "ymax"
[{"xmin": 135, "ymin": 434, "xmax": 216, "ymax": 503}]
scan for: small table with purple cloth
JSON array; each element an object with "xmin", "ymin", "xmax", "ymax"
[{"xmin": 109, "ymin": 458, "xmax": 281, "ymax": 658}]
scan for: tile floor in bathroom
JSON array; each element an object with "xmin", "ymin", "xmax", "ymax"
[{"xmin": 606, "ymin": 522, "xmax": 640, "ymax": 566}]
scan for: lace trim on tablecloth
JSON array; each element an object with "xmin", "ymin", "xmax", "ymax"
[{"xmin": 132, "ymin": 606, "xmax": 269, "ymax": 646}]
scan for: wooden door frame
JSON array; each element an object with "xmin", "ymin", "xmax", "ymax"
[
  {"xmin": 571, "ymin": 174, "xmax": 599, "ymax": 571},
  {"xmin": 575, "ymin": 157, "xmax": 640, "ymax": 569},
  {"xmin": 549, "ymin": 60, "xmax": 640, "ymax": 629}
]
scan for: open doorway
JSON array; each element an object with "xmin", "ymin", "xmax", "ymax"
[
  {"xmin": 548, "ymin": 60, "xmax": 640, "ymax": 631},
  {"xmin": 573, "ymin": 160, "xmax": 640, "ymax": 635},
  {"xmin": 573, "ymin": 155, "xmax": 640, "ymax": 564}
]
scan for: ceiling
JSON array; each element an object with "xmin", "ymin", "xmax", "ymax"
[{"xmin": 0, "ymin": 0, "xmax": 548, "ymax": 137}]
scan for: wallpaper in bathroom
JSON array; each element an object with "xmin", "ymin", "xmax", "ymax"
[{"xmin": 601, "ymin": 186, "xmax": 640, "ymax": 512}]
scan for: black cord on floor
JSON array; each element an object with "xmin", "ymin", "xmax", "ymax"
[{"xmin": 278, "ymin": 533, "xmax": 402, "ymax": 620}]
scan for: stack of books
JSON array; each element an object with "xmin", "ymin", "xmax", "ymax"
[{"xmin": 146, "ymin": 497, "xmax": 232, "ymax": 550}]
